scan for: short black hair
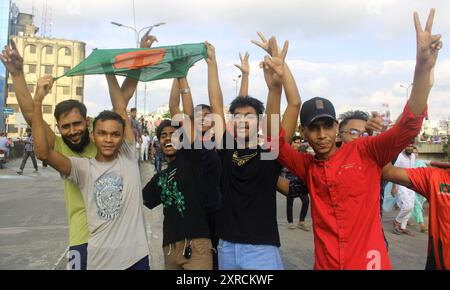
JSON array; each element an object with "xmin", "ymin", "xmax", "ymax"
[
  {"xmin": 338, "ymin": 110, "xmax": 369, "ymax": 132},
  {"xmin": 229, "ymin": 96, "xmax": 264, "ymax": 116},
  {"xmin": 54, "ymin": 100, "xmax": 87, "ymax": 122},
  {"xmin": 195, "ymin": 104, "xmax": 211, "ymax": 112},
  {"xmin": 93, "ymin": 111, "xmax": 126, "ymax": 132},
  {"xmin": 291, "ymin": 136, "xmax": 302, "ymax": 143},
  {"xmin": 156, "ymin": 119, "xmax": 177, "ymax": 140},
  {"xmin": 130, "ymin": 108, "xmax": 137, "ymax": 112}
]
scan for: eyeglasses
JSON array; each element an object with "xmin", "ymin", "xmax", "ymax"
[{"xmin": 340, "ymin": 129, "xmax": 369, "ymax": 138}]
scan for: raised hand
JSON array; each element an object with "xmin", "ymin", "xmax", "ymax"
[
  {"xmin": 140, "ymin": 32, "xmax": 158, "ymax": 48},
  {"xmin": 0, "ymin": 39, "xmax": 24, "ymax": 76},
  {"xmin": 235, "ymin": 52, "xmax": 250, "ymax": 75},
  {"xmin": 366, "ymin": 112, "xmax": 385, "ymax": 135},
  {"xmin": 414, "ymin": 8, "xmax": 442, "ymax": 69},
  {"xmin": 251, "ymin": 32, "xmax": 280, "ymax": 56},
  {"xmin": 34, "ymin": 76, "xmax": 54, "ymax": 103},
  {"xmin": 261, "ymin": 37, "xmax": 288, "ymax": 89},
  {"xmin": 205, "ymin": 41, "xmax": 217, "ymax": 65}
]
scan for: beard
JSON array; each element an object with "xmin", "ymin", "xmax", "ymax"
[{"xmin": 62, "ymin": 129, "xmax": 91, "ymax": 153}]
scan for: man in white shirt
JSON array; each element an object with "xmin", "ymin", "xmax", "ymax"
[
  {"xmin": 392, "ymin": 144, "xmax": 416, "ymax": 235},
  {"xmin": 141, "ymin": 132, "xmax": 150, "ymax": 161}
]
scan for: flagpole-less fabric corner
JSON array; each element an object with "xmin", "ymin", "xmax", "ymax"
[{"xmin": 55, "ymin": 43, "xmax": 207, "ymax": 81}]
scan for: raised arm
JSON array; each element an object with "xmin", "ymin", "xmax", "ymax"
[
  {"xmin": 363, "ymin": 9, "xmax": 442, "ymax": 167},
  {"xmin": 1, "ymin": 39, "xmax": 56, "ymax": 148},
  {"xmin": 252, "ymin": 32, "xmax": 300, "ymax": 142},
  {"xmin": 234, "ymin": 52, "xmax": 250, "ymax": 97},
  {"xmin": 205, "ymin": 41, "xmax": 225, "ymax": 146},
  {"xmin": 105, "ymin": 74, "xmax": 133, "ymax": 143},
  {"xmin": 169, "ymin": 78, "xmax": 181, "ymax": 116},
  {"xmin": 32, "ymin": 76, "xmax": 71, "ymax": 176},
  {"xmin": 120, "ymin": 34, "xmax": 158, "ymax": 105},
  {"xmin": 178, "ymin": 76, "xmax": 195, "ymax": 143},
  {"xmin": 260, "ymin": 36, "xmax": 288, "ymax": 140},
  {"xmin": 408, "ymin": 9, "xmax": 441, "ymax": 116}
]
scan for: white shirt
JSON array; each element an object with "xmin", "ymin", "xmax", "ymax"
[{"xmin": 394, "ymin": 151, "xmax": 416, "ymax": 196}]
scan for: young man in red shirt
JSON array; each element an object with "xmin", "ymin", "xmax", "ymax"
[
  {"xmin": 264, "ymin": 9, "xmax": 442, "ymax": 269},
  {"xmin": 382, "ymin": 165, "xmax": 450, "ymax": 270}
]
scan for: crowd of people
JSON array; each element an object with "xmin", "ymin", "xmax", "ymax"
[{"xmin": 0, "ymin": 8, "xmax": 448, "ymax": 270}]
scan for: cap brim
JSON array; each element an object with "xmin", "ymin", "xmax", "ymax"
[{"xmin": 305, "ymin": 114, "xmax": 337, "ymax": 127}]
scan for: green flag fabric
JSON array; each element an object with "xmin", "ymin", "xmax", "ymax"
[{"xmin": 55, "ymin": 43, "xmax": 207, "ymax": 81}]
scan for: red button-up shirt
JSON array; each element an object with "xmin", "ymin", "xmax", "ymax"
[{"xmin": 275, "ymin": 104, "xmax": 425, "ymax": 269}]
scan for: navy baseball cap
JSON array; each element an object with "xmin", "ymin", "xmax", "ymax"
[{"xmin": 300, "ymin": 97, "xmax": 337, "ymax": 127}]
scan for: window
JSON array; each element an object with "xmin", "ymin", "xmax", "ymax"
[
  {"xmin": 65, "ymin": 47, "xmax": 71, "ymax": 56},
  {"xmin": 7, "ymin": 125, "xmax": 18, "ymax": 134},
  {"xmin": 62, "ymin": 66, "xmax": 70, "ymax": 74},
  {"xmin": 43, "ymin": 105, "xmax": 53, "ymax": 114},
  {"xmin": 8, "ymin": 84, "xmax": 14, "ymax": 92},
  {"xmin": 28, "ymin": 64, "xmax": 36, "ymax": 74},
  {"xmin": 29, "ymin": 45, "xmax": 36, "ymax": 54},
  {"xmin": 8, "ymin": 104, "xmax": 20, "ymax": 113},
  {"xmin": 44, "ymin": 65, "xmax": 53, "ymax": 74},
  {"xmin": 76, "ymin": 86, "xmax": 83, "ymax": 96},
  {"xmin": 27, "ymin": 84, "xmax": 35, "ymax": 93},
  {"xmin": 63, "ymin": 86, "xmax": 70, "ymax": 95},
  {"xmin": 46, "ymin": 46, "xmax": 53, "ymax": 54}
]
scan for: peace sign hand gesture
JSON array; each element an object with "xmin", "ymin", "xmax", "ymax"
[
  {"xmin": 251, "ymin": 32, "xmax": 280, "ymax": 56},
  {"xmin": 0, "ymin": 39, "xmax": 24, "ymax": 76},
  {"xmin": 261, "ymin": 37, "xmax": 289, "ymax": 89},
  {"xmin": 235, "ymin": 52, "xmax": 250, "ymax": 75},
  {"xmin": 414, "ymin": 8, "xmax": 442, "ymax": 69}
]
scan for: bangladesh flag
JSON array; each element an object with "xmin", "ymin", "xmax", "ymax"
[{"xmin": 55, "ymin": 43, "xmax": 207, "ymax": 81}]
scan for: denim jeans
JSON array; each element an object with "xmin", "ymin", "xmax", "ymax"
[
  {"xmin": 67, "ymin": 243, "xmax": 88, "ymax": 270},
  {"xmin": 218, "ymin": 239, "xmax": 284, "ymax": 270},
  {"xmin": 155, "ymin": 156, "xmax": 163, "ymax": 174}
]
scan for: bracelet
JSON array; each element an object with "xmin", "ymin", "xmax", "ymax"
[{"xmin": 180, "ymin": 88, "xmax": 191, "ymax": 94}]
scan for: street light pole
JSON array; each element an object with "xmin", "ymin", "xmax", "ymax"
[
  {"xmin": 233, "ymin": 75, "xmax": 242, "ymax": 96},
  {"xmin": 110, "ymin": 21, "xmax": 166, "ymax": 111}
]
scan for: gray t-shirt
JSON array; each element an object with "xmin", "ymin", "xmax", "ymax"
[{"xmin": 68, "ymin": 141, "xmax": 149, "ymax": 270}]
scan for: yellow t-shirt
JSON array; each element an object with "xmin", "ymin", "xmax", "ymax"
[{"xmin": 54, "ymin": 136, "xmax": 97, "ymax": 246}]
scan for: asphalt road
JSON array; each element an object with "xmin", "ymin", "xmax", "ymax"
[{"xmin": 0, "ymin": 158, "xmax": 428, "ymax": 270}]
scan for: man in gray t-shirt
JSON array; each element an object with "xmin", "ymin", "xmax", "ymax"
[
  {"xmin": 68, "ymin": 140, "xmax": 149, "ymax": 269},
  {"xmin": 31, "ymin": 75, "xmax": 149, "ymax": 270}
]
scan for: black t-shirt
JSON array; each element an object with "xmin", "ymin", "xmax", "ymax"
[
  {"xmin": 142, "ymin": 147, "xmax": 211, "ymax": 247},
  {"xmin": 193, "ymin": 138, "xmax": 223, "ymax": 213},
  {"xmin": 218, "ymin": 131, "xmax": 282, "ymax": 246}
]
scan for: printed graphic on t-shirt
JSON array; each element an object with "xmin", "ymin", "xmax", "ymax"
[
  {"xmin": 158, "ymin": 168, "xmax": 186, "ymax": 216},
  {"xmin": 94, "ymin": 174, "xmax": 124, "ymax": 220},
  {"xmin": 232, "ymin": 150, "xmax": 257, "ymax": 166},
  {"xmin": 439, "ymin": 183, "xmax": 450, "ymax": 195}
]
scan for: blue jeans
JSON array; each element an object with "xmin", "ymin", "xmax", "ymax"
[
  {"xmin": 68, "ymin": 243, "xmax": 88, "ymax": 270},
  {"xmin": 218, "ymin": 239, "xmax": 284, "ymax": 270},
  {"xmin": 127, "ymin": 256, "xmax": 150, "ymax": 270},
  {"xmin": 155, "ymin": 156, "xmax": 162, "ymax": 174}
]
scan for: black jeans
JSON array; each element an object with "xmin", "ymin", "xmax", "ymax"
[
  {"xmin": 19, "ymin": 151, "xmax": 38, "ymax": 171},
  {"xmin": 286, "ymin": 193, "xmax": 310, "ymax": 223}
]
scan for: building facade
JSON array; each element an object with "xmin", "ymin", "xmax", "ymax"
[{"xmin": 5, "ymin": 12, "xmax": 85, "ymax": 138}]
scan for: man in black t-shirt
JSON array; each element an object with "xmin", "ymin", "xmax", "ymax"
[
  {"xmin": 204, "ymin": 38, "xmax": 300, "ymax": 270},
  {"xmin": 142, "ymin": 76, "xmax": 213, "ymax": 270}
]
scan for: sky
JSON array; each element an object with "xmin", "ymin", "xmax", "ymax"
[{"xmin": 11, "ymin": 0, "xmax": 450, "ymax": 121}]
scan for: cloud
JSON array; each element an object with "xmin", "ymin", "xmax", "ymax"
[{"xmin": 11, "ymin": 0, "xmax": 449, "ymax": 122}]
